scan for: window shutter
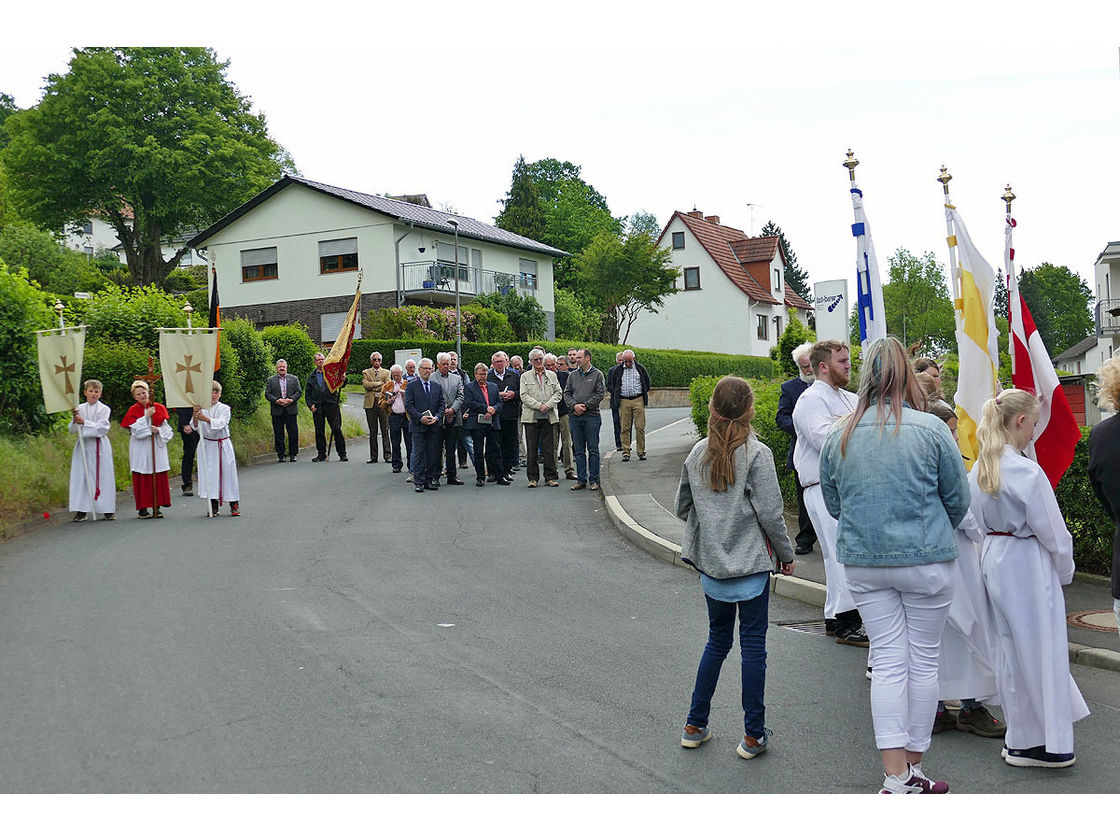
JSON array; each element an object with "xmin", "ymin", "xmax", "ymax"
[
  {"xmin": 241, "ymin": 247, "xmax": 277, "ymax": 267},
  {"xmin": 318, "ymin": 238, "xmax": 358, "ymax": 258},
  {"xmin": 321, "ymin": 311, "xmax": 362, "ymax": 342}
]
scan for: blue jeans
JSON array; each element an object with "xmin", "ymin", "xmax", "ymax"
[
  {"xmin": 687, "ymin": 581, "xmax": 770, "ymax": 738},
  {"xmin": 568, "ymin": 413, "xmax": 601, "ymax": 484}
]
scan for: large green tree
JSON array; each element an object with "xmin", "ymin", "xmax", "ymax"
[
  {"xmin": 0, "ymin": 92, "xmax": 17, "ymax": 151},
  {"xmin": 575, "ymin": 227, "xmax": 679, "ymax": 345},
  {"xmin": 1015, "ymin": 263, "xmax": 1094, "ymax": 355},
  {"xmin": 2, "ymin": 48, "xmax": 294, "ymax": 289},
  {"xmin": 493, "ymin": 154, "xmax": 545, "ymax": 242},
  {"xmin": 882, "ymin": 248, "xmax": 956, "ymax": 354},
  {"xmin": 760, "ymin": 220, "xmax": 811, "ymax": 302}
]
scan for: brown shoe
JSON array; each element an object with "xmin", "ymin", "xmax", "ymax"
[
  {"xmin": 571, "ymin": 483, "xmax": 586, "ymax": 491},
  {"xmin": 545, "ymin": 479, "xmax": 559, "ymax": 487},
  {"xmin": 589, "ymin": 481, "xmax": 600, "ymax": 491},
  {"xmin": 527, "ymin": 480, "xmax": 537, "ymax": 488},
  {"xmin": 565, "ymin": 471, "xmax": 577, "ymax": 480},
  {"xmin": 955, "ymin": 706, "xmax": 1006, "ymax": 738}
]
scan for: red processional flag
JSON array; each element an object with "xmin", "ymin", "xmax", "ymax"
[
  {"xmin": 322, "ymin": 281, "xmax": 362, "ymax": 392},
  {"xmin": 1006, "ymin": 214, "xmax": 1080, "ymax": 488}
]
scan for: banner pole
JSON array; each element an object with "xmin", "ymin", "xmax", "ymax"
[
  {"xmin": 57, "ymin": 302, "xmax": 96, "ymax": 523},
  {"xmin": 938, "ymin": 166, "xmax": 963, "ymax": 337}
]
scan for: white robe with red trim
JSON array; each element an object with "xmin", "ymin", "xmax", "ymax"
[
  {"xmin": 191, "ymin": 402, "xmax": 240, "ymax": 503},
  {"xmin": 68, "ymin": 402, "xmax": 117, "ymax": 514}
]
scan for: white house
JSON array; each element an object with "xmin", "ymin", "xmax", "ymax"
[
  {"xmin": 626, "ymin": 210, "xmax": 812, "ymax": 357},
  {"xmin": 63, "ymin": 211, "xmax": 207, "ymax": 268},
  {"xmin": 188, "ymin": 175, "xmax": 566, "ymax": 344}
]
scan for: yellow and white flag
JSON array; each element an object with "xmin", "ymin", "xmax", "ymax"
[
  {"xmin": 159, "ymin": 329, "xmax": 219, "ymax": 409},
  {"xmin": 37, "ymin": 327, "xmax": 86, "ymax": 414},
  {"xmin": 947, "ymin": 206, "xmax": 999, "ymax": 469}
]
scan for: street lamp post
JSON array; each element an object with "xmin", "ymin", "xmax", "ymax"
[{"xmin": 448, "ymin": 218, "xmax": 462, "ymax": 360}]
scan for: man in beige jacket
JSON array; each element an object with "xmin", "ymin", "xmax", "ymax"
[
  {"xmin": 519, "ymin": 348, "xmax": 563, "ymax": 487},
  {"xmin": 362, "ymin": 352, "xmax": 392, "ymax": 464}
]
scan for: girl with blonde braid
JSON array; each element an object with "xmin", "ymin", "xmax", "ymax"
[
  {"xmin": 675, "ymin": 376, "xmax": 795, "ymax": 759},
  {"xmin": 969, "ymin": 388, "xmax": 1089, "ymax": 768}
]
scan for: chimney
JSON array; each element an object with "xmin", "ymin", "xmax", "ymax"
[
  {"xmin": 687, "ymin": 209, "xmax": 703, "ymax": 218},
  {"xmin": 704, "ymin": 215, "xmax": 720, "ymax": 225}
]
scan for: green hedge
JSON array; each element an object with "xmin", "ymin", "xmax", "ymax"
[
  {"xmin": 692, "ymin": 377, "xmax": 1114, "ymax": 577},
  {"xmin": 347, "ymin": 339, "xmax": 775, "ymax": 388}
]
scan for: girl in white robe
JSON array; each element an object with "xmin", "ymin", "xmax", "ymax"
[
  {"xmin": 191, "ymin": 382, "xmax": 240, "ymax": 516},
  {"xmin": 968, "ymin": 389, "xmax": 1089, "ymax": 768},
  {"xmin": 68, "ymin": 379, "xmax": 116, "ymax": 520}
]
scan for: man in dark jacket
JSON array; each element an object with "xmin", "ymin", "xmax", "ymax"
[
  {"xmin": 175, "ymin": 406, "xmax": 199, "ymax": 494},
  {"xmin": 607, "ymin": 349, "xmax": 651, "ymax": 462},
  {"xmin": 605, "ymin": 351, "xmax": 624, "ymax": 452},
  {"xmin": 265, "ymin": 359, "xmax": 303, "ymax": 462},
  {"xmin": 776, "ymin": 342, "xmax": 816, "ymax": 554},
  {"xmin": 487, "ymin": 350, "xmax": 521, "ymax": 482},
  {"xmin": 306, "ymin": 352, "xmax": 347, "ymax": 462},
  {"xmin": 548, "ymin": 354, "xmax": 576, "ymax": 479}
]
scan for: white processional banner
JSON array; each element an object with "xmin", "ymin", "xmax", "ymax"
[
  {"xmin": 159, "ymin": 329, "xmax": 219, "ymax": 409},
  {"xmin": 37, "ymin": 327, "xmax": 86, "ymax": 414}
]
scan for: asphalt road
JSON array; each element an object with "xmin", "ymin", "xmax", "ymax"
[{"xmin": 1, "ymin": 407, "xmax": 1118, "ymax": 793}]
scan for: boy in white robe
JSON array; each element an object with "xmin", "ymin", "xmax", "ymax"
[
  {"xmin": 192, "ymin": 382, "xmax": 240, "ymax": 516},
  {"xmin": 68, "ymin": 379, "xmax": 116, "ymax": 521},
  {"xmin": 969, "ymin": 389, "xmax": 1089, "ymax": 768}
]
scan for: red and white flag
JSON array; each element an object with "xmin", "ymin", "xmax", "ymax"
[{"xmin": 1006, "ymin": 215, "xmax": 1080, "ymax": 488}]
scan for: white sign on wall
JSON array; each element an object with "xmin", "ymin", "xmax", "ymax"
[
  {"xmin": 395, "ymin": 348, "xmax": 423, "ymax": 369},
  {"xmin": 814, "ymin": 279, "xmax": 850, "ymax": 343}
]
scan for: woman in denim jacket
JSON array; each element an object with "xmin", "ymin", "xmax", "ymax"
[
  {"xmin": 819, "ymin": 337, "xmax": 969, "ymax": 794},
  {"xmin": 675, "ymin": 376, "xmax": 796, "ymax": 760}
]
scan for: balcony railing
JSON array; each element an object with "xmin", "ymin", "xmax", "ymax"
[
  {"xmin": 400, "ymin": 261, "xmax": 538, "ymax": 300},
  {"xmin": 1096, "ymin": 299, "xmax": 1120, "ymax": 335}
]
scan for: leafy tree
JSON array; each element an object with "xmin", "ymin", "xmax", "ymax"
[
  {"xmin": 219, "ymin": 318, "xmax": 270, "ymax": 418},
  {"xmin": 1015, "ymin": 263, "xmax": 1094, "ymax": 355},
  {"xmin": 260, "ymin": 324, "xmax": 318, "ymax": 379},
  {"xmin": 0, "ymin": 222, "xmax": 104, "ymax": 295},
  {"xmin": 82, "ymin": 283, "xmax": 188, "ymax": 349},
  {"xmin": 627, "ymin": 210, "xmax": 660, "ymax": 241},
  {"xmin": 761, "ymin": 220, "xmax": 811, "ymax": 302},
  {"xmin": 494, "ymin": 155, "xmax": 545, "ymax": 241},
  {"xmin": 473, "ymin": 291, "xmax": 548, "ymax": 341},
  {"xmin": 0, "ymin": 92, "xmax": 16, "ymax": 151},
  {"xmin": 575, "ymin": 229, "xmax": 680, "ymax": 344},
  {"xmin": 2, "ymin": 48, "xmax": 294, "ymax": 289},
  {"xmin": 882, "ymin": 248, "xmax": 956, "ymax": 355},
  {"xmin": 774, "ymin": 311, "xmax": 817, "ymax": 379},
  {"xmin": 364, "ymin": 304, "xmax": 515, "ymax": 343},
  {"xmin": 0, "ymin": 262, "xmax": 56, "ymax": 433},
  {"xmin": 553, "ymin": 287, "xmax": 598, "ymax": 341}
]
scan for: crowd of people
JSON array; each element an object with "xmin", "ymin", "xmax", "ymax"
[{"xmin": 676, "ymin": 337, "xmax": 1119, "ymax": 794}]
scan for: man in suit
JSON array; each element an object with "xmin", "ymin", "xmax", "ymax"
[
  {"xmin": 547, "ymin": 354, "xmax": 576, "ymax": 480},
  {"xmin": 488, "ymin": 351, "xmax": 521, "ymax": 482},
  {"xmin": 306, "ymin": 352, "xmax": 347, "ymax": 462},
  {"xmin": 433, "ymin": 352, "xmax": 465, "ymax": 486},
  {"xmin": 520, "ymin": 348, "xmax": 563, "ymax": 488},
  {"xmin": 464, "ymin": 362, "xmax": 509, "ymax": 487},
  {"xmin": 608, "ymin": 349, "xmax": 651, "ymax": 462},
  {"xmin": 265, "ymin": 359, "xmax": 302, "ymax": 462},
  {"xmin": 361, "ymin": 351, "xmax": 391, "ymax": 464},
  {"xmin": 175, "ymin": 406, "xmax": 200, "ymax": 493},
  {"xmin": 776, "ymin": 341, "xmax": 817, "ymax": 555},
  {"xmin": 404, "ymin": 357, "xmax": 444, "ymax": 492}
]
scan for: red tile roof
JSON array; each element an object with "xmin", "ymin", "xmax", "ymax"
[{"xmin": 663, "ymin": 213, "xmax": 812, "ymax": 310}]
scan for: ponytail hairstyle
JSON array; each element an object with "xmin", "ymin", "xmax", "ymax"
[
  {"xmin": 701, "ymin": 376, "xmax": 755, "ymax": 492},
  {"xmin": 974, "ymin": 388, "xmax": 1040, "ymax": 496},
  {"xmin": 839, "ymin": 336, "xmax": 927, "ymax": 456}
]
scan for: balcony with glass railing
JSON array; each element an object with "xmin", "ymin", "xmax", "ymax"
[{"xmin": 400, "ymin": 261, "xmax": 538, "ymax": 301}]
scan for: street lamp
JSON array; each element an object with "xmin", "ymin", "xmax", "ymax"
[{"xmin": 448, "ymin": 217, "xmax": 462, "ymax": 359}]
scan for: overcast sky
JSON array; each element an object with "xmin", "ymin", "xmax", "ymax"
[{"xmin": 4, "ymin": 4, "xmax": 1119, "ymax": 313}]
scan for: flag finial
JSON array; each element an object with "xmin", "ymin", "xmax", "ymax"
[
  {"xmin": 937, "ymin": 165, "xmax": 952, "ymax": 194},
  {"xmin": 843, "ymin": 149, "xmax": 859, "ymax": 182},
  {"xmin": 1002, "ymin": 184, "xmax": 1016, "ymax": 214}
]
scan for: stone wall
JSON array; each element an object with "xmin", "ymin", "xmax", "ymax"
[{"xmin": 222, "ymin": 291, "xmax": 398, "ymax": 344}]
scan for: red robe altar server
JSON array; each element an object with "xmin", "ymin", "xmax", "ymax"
[{"xmin": 120, "ymin": 380, "xmax": 174, "ymax": 518}]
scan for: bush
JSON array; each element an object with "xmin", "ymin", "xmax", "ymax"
[
  {"xmin": 473, "ymin": 291, "xmax": 548, "ymax": 341},
  {"xmin": 347, "ymin": 339, "xmax": 776, "ymax": 387},
  {"xmin": 1056, "ymin": 428, "xmax": 1114, "ymax": 577},
  {"xmin": 260, "ymin": 324, "xmax": 319, "ymax": 379},
  {"xmin": 0, "ymin": 222, "xmax": 103, "ymax": 296},
  {"xmin": 364, "ymin": 304, "xmax": 515, "ymax": 343},
  {"xmin": 462, "ymin": 304, "xmax": 515, "ymax": 342},
  {"xmin": 775, "ymin": 311, "xmax": 816, "ymax": 379},
  {"xmin": 554, "ymin": 287, "xmax": 597, "ymax": 341},
  {"xmin": 82, "ymin": 283, "xmax": 188, "ymax": 349},
  {"xmin": 213, "ymin": 331, "xmax": 249, "ymax": 418},
  {"xmin": 220, "ymin": 318, "xmax": 270, "ymax": 418},
  {"xmin": 0, "ymin": 261, "xmax": 56, "ymax": 433},
  {"xmin": 83, "ymin": 339, "xmax": 167, "ymax": 413}
]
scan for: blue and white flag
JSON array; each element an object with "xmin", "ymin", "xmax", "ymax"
[{"xmin": 850, "ymin": 186, "xmax": 887, "ymax": 351}]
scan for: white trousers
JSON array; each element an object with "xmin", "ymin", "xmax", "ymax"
[
  {"xmin": 846, "ymin": 561, "xmax": 955, "ymax": 753},
  {"xmin": 803, "ymin": 484, "xmax": 855, "ymax": 618}
]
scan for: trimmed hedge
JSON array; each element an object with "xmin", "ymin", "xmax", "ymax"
[
  {"xmin": 347, "ymin": 339, "xmax": 775, "ymax": 388},
  {"xmin": 260, "ymin": 324, "xmax": 319, "ymax": 380},
  {"xmin": 691, "ymin": 378, "xmax": 1114, "ymax": 576}
]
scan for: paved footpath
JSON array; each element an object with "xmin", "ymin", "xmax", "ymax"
[{"xmin": 0, "ymin": 407, "xmax": 1117, "ymax": 793}]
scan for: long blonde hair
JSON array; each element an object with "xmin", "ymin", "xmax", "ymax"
[
  {"xmin": 701, "ymin": 376, "xmax": 754, "ymax": 492},
  {"xmin": 839, "ymin": 337, "xmax": 927, "ymax": 456},
  {"xmin": 974, "ymin": 388, "xmax": 1039, "ymax": 495}
]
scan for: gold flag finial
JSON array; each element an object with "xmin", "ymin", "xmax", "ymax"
[
  {"xmin": 843, "ymin": 149, "xmax": 859, "ymax": 182},
  {"xmin": 1002, "ymin": 184, "xmax": 1016, "ymax": 214},
  {"xmin": 937, "ymin": 165, "xmax": 952, "ymax": 195}
]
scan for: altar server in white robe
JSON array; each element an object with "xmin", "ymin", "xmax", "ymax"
[
  {"xmin": 68, "ymin": 379, "xmax": 116, "ymax": 521},
  {"xmin": 969, "ymin": 388, "xmax": 1089, "ymax": 769},
  {"xmin": 191, "ymin": 381, "xmax": 240, "ymax": 516}
]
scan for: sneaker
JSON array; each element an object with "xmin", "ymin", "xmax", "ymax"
[
  {"xmin": 932, "ymin": 709, "xmax": 956, "ymax": 734},
  {"xmin": 137, "ymin": 508, "xmax": 151, "ymax": 519},
  {"xmin": 182, "ymin": 484, "xmax": 193, "ymax": 497},
  {"xmin": 152, "ymin": 508, "xmax": 164, "ymax": 519},
  {"xmin": 638, "ymin": 453, "xmax": 646, "ymax": 461},
  {"xmin": 865, "ymin": 666, "xmax": 873, "ymax": 681},
  {"xmin": 1003, "ymin": 745, "xmax": 1076, "ymax": 768},
  {"xmin": 229, "ymin": 502, "xmax": 240, "ymax": 517},
  {"xmin": 589, "ymin": 481, "xmax": 600, "ymax": 491},
  {"xmin": 103, "ymin": 513, "xmax": 115, "ymax": 521},
  {"xmin": 824, "ymin": 618, "xmax": 837, "ymax": 636},
  {"xmin": 907, "ymin": 763, "xmax": 950, "ymax": 793},
  {"xmin": 72, "ymin": 512, "xmax": 87, "ymax": 522},
  {"xmin": 621, "ymin": 453, "xmax": 630, "ymax": 461},
  {"xmin": 955, "ymin": 706, "xmax": 1006, "ymax": 738},
  {"xmin": 680, "ymin": 725, "xmax": 711, "ymax": 748},
  {"xmin": 836, "ymin": 626, "xmax": 870, "ymax": 647},
  {"xmin": 736, "ymin": 728, "xmax": 771, "ymax": 759}
]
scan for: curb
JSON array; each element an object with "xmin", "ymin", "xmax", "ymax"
[{"xmin": 598, "ymin": 450, "xmax": 1120, "ymax": 676}]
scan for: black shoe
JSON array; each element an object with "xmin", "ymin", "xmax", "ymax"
[
  {"xmin": 278, "ymin": 455, "xmax": 287, "ymax": 463},
  {"xmin": 290, "ymin": 455, "xmax": 297, "ymax": 462},
  {"xmin": 824, "ymin": 618, "xmax": 837, "ymax": 636},
  {"xmin": 1003, "ymin": 745, "xmax": 1075, "ymax": 768},
  {"xmin": 73, "ymin": 512, "xmax": 87, "ymax": 522},
  {"xmin": 392, "ymin": 466, "xmax": 402, "ymax": 473},
  {"xmin": 182, "ymin": 484, "xmax": 193, "ymax": 496},
  {"xmin": 446, "ymin": 477, "xmax": 464, "ymax": 486},
  {"xmin": 415, "ymin": 485, "xmax": 424, "ymax": 493},
  {"xmin": 137, "ymin": 508, "xmax": 151, "ymax": 519},
  {"xmin": 312, "ymin": 456, "xmax": 325, "ymax": 462},
  {"xmin": 339, "ymin": 455, "xmax": 348, "ymax": 462},
  {"xmin": 932, "ymin": 709, "xmax": 956, "ymax": 734},
  {"xmin": 496, "ymin": 477, "xmax": 511, "ymax": 486},
  {"xmin": 459, "ymin": 462, "xmax": 468, "ymax": 470},
  {"xmin": 103, "ymin": 513, "xmax": 115, "ymax": 521},
  {"xmin": 638, "ymin": 453, "xmax": 646, "ymax": 461},
  {"xmin": 367, "ymin": 458, "xmax": 377, "ymax": 464},
  {"xmin": 426, "ymin": 482, "xmax": 439, "ymax": 491},
  {"xmin": 476, "ymin": 478, "xmax": 486, "ymax": 487},
  {"xmin": 487, "ymin": 475, "xmax": 498, "ymax": 482},
  {"xmin": 621, "ymin": 453, "xmax": 630, "ymax": 461},
  {"xmin": 836, "ymin": 626, "xmax": 870, "ymax": 648},
  {"xmin": 795, "ymin": 545, "xmax": 812, "ymax": 555}
]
